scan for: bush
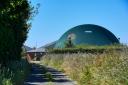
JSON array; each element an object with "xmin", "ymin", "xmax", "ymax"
[
  {"xmin": 45, "ymin": 72, "xmax": 53, "ymax": 81},
  {"xmin": 0, "ymin": 0, "xmax": 33, "ymax": 65},
  {"xmin": 50, "ymin": 45, "xmax": 122, "ymax": 54}
]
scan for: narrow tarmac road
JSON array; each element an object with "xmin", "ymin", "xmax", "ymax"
[{"xmin": 24, "ymin": 63, "xmax": 75, "ymax": 85}]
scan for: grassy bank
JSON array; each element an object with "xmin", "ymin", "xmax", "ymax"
[
  {"xmin": 41, "ymin": 48, "xmax": 128, "ymax": 85},
  {"xmin": 49, "ymin": 44, "xmax": 124, "ymax": 54},
  {"xmin": 0, "ymin": 59, "xmax": 30, "ymax": 85}
]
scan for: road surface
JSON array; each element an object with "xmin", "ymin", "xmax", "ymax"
[{"xmin": 24, "ymin": 63, "xmax": 76, "ymax": 85}]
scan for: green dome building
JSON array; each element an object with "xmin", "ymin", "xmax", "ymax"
[{"xmin": 55, "ymin": 24, "xmax": 119, "ymax": 48}]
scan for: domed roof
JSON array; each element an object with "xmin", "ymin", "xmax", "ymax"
[{"xmin": 55, "ymin": 24, "xmax": 119, "ymax": 48}]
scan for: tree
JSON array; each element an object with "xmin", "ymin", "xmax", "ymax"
[
  {"xmin": 65, "ymin": 37, "xmax": 74, "ymax": 48},
  {"xmin": 0, "ymin": 0, "xmax": 34, "ymax": 65}
]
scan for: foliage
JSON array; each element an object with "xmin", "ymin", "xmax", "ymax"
[
  {"xmin": 65, "ymin": 37, "xmax": 74, "ymax": 48},
  {"xmin": 50, "ymin": 45, "xmax": 123, "ymax": 54},
  {"xmin": 41, "ymin": 47, "xmax": 128, "ymax": 85},
  {"xmin": 0, "ymin": 59, "xmax": 30, "ymax": 85},
  {"xmin": 0, "ymin": 0, "xmax": 34, "ymax": 65},
  {"xmin": 45, "ymin": 72, "xmax": 53, "ymax": 81}
]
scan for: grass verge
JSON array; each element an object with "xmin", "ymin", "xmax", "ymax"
[
  {"xmin": 41, "ymin": 47, "xmax": 128, "ymax": 85},
  {"xmin": 0, "ymin": 59, "xmax": 31, "ymax": 85}
]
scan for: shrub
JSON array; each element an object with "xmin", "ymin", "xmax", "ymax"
[
  {"xmin": 50, "ymin": 44, "xmax": 123, "ymax": 54},
  {"xmin": 45, "ymin": 72, "xmax": 53, "ymax": 81},
  {"xmin": 0, "ymin": 0, "xmax": 34, "ymax": 65}
]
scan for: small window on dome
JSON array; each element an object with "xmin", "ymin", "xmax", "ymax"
[{"xmin": 84, "ymin": 30, "xmax": 93, "ymax": 33}]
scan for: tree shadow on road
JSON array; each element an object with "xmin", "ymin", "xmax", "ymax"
[{"xmin": 24, "ymin": 63, "xmax": 73, "ymax": 85}]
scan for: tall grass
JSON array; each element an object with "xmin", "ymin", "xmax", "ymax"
[
  {"xmin": 41, "ymin": 48, "xmax": 128, "ymax": 85},
  {"xmin": 0, "ymin": 59, "xmax": 30, "ymax": 85}
]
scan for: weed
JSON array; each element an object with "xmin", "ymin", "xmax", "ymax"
[
  {"xmin": 41, "ymin": 47, "xmax": 128, "ymax": 85},
  {"xmin": 45, "ymin": 72, "xmax": 53, "ymax": 81}
]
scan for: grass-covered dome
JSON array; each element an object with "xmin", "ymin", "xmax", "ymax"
[{"xmin": 55, "ymin": 24, "xmax": 119, "ymax": 48}]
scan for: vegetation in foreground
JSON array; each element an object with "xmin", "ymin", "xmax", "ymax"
[
  {"xmin": 0, "ymin": 0, "xmax": 36, "ymax": 84},
  {"xmin": 0, "ymin": 59, "xmax": 30, "ymax": 85},
  {"xmin": 41, "ymin": 47, "xmax": 128, "ymax": 85},
  {"xmin": 0, "ymin": 0, "xmax": 34, "ymax": 65}
]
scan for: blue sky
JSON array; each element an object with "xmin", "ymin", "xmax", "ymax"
[{"xmin": 25, "ymin": 0, "xmax": 128, "ymax": 47}]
